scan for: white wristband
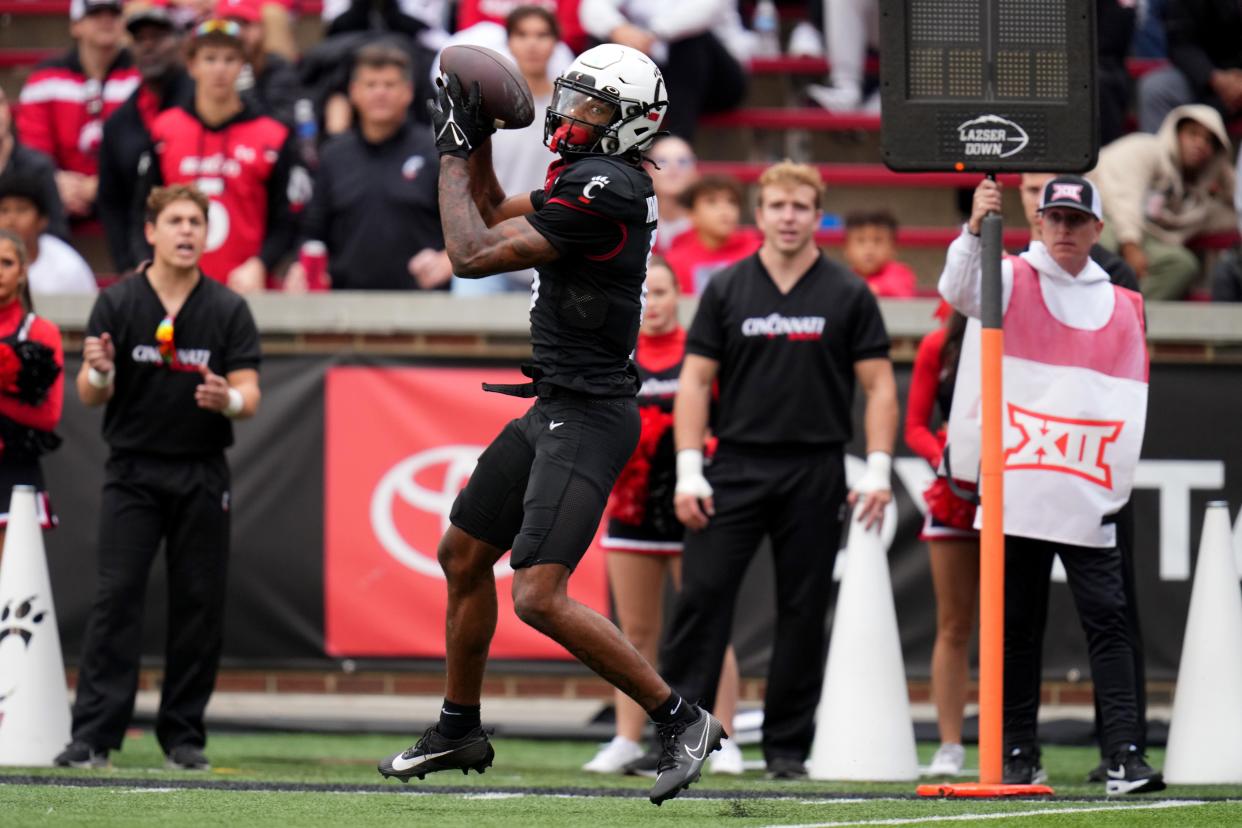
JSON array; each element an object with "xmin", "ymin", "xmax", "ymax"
[
  {"xmin": 676, "ymin": 448, "xmax": 704, "ymax": 480},
  {"xmin": 87, "ymin": 367, "xmax": 115, "ymax": 388},
  {"xmin": 854, "ymin": 451, "xmax": 893, "ymax": 493},
  {"xmin": 224, "ymin": 387, "xmax": 244, "ymax": 418}
]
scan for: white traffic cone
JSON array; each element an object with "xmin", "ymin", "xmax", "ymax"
[
  {"xmin": 1164, "ymin": 501, "xmax": 1242, "ymax": 783},
  {"xmin": 0, "ymin": 485, "xmax": 71, "ymax": 766},
  {"xmin": 808, "ymin": 516, "xmax": 918, "ymax": 781}
]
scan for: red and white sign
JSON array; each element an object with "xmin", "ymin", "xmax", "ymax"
[
  {"xmin": 324, "ymin": 366, "xmax": 610, "ymax": 658},
  {"xmin": 1005, "ymin": 404, "xmax": 1124, "ymax": 489}
]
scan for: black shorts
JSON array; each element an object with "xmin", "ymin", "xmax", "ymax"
[{"xmin": 450, "ymin": 394, "xmax": 640, "ymax": 570}]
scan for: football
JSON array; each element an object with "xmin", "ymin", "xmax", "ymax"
[{"xmin": 439, "ymin": 44, "xmax": 536, "ymax": 130}]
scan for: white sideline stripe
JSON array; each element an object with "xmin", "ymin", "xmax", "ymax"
[{"xmin": 762, "ymin": 799, "xmax": 1208, "ymax": 828}]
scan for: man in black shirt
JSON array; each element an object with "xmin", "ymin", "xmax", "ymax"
[
  {"xmin": 55, "ymin": 184, "xmax": 260, "ymax": 771},
  {"xmin": 664, "ymin": 161, "xmax": 899, "ymax": 779},
  {"xmin": 377, "ymin": 45, "xmax": 721, "ymax": 806},
  {"xmin": 288, "ymin": 43, "xmax": 449, "ymax": 291},
  {"xmin": 98, "ymin": 6, "xmax": 191, "ymax": 274}
]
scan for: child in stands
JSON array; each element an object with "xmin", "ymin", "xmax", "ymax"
[
  {"xmin": 843, "ymin": 209, "xmax": 917, "ymax": 297},
  {"xmin": 664, "ymin": 175, "xmax": 761, "ymax": 295}
]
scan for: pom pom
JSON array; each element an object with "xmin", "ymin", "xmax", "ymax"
[
  {"xmin": 10, "ymin": 340, "xmax": 60, "ymax": 406},
  {"xmin": 0, "ymin": 342, "xmax": 19, "ymax": 394},
  {"xmin": 924, "ymin": 476, "xmax": 977, "ymax": 530}
]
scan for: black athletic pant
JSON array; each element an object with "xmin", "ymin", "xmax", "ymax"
[
  {"xmin": 1004, "ymin": 535, "xmax": 1140, "ymax": 758},
  {"xmin": 661, "ymin": 444, "xmax": 846, "ymax": 763},
  {"xmin": 660, "ymin": 32, "xmax": 748, "ymax": 141},
  {"xmin": 1094, "ymin": 500, "xmax": 1147, "ymax": 751},
  {"xmin": 71, "ymin": 451, "xmax": 231, "ymax": 753}
]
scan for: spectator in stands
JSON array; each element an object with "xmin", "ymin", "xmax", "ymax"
[
  {"xmin": 646, "ymin": 135, "xmax": 697, "ymax": 253},
  {"xmin": 0, "ymin": 229, "xmax": 64, "ymax": 567},
  {"xmin": 807, "ymin": 0, "xmax": 878, "ymax": 112},
  {"xmin": 1099, "ymin": 0, "xmax": 1138, "ymax": 147},
  {"xmin": 664, "ymin": 175, "xmax": 761, "ymax": 294},
  {"xmin": 220, "ymin": 0, "xmax": 301, "ymax": 126},
  {"xmin": 578, "ymin": 0, "xmax": 748, "ymax": 139},
  {"xmin": 0, "ymin": 88, "xmax": 68, "ymax": 242},
  {"xmin": 137, "ymin": 20, "xmax": 303, "ymax": 292},
  {"xmin": 1210, "ymin": 143, "xmax": 1242, "ymax": 301},
  {"xmin": 452, "ymin": 6, "xmax": 563, "ymax": 296},
  {"xmin": 323, "ymin": 0, "xmax": 450, "ymax": 48},
  {"xmin": 1092, "ymin": 104, "xmax": 1236, "ymax": 299},
  {"xmin": 457, "ymin": 0, "xmax": 588, "ymax": 53},
  {"xmin": 58, "ymin": 183, "xmax": 261, "ymax": 773},
  {"xmin": 0, "ymin": 176, "xmax": 96, "ymax": 295},
  {"xmin": 99, "ymin": 6, "xmax": 191, "ymax": 275},
  {"xmin": 841, "ymin": 209, "xmax": 916, "ymax": 298},
  {"xmin": 1132, "ymin": 0, "xmax": 1167, "ymax": 59},
  {"xmin": 289, "ymin": 43, "xmax": 448, "ymax": 291},
  {"xmin": 664, "ymin": 161, "xmax": 897, "ymax": 780},
  {"xmin": 17, "ymin": 0, "xmax": 140, "ymax": 219},
  {"xmin": 1137, "ymin": 0, "xmax": 1242, "ymax": 133}
]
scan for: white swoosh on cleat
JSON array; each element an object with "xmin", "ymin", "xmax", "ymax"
[
  {"xmin": 391, "ymin": 749, "xmax": 455, "ymax": 772},
  {"xmin": 685, "ymin": 722, "xmax": 712, "ymax": 761}
]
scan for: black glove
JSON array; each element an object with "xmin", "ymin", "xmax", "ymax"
[{"xmin": 427, "ymin": 73, "xmax": 495, "ymax": 159}]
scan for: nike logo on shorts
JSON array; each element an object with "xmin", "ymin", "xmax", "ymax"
[{"xmin": 549, "ymin": 421, "xmax": 565, "ymax": 430}]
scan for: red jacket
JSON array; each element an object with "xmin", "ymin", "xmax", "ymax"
[
  {"xmin": 17, "ymin": 48, "xmax": 140, "ymax": 176},
  {"xmin": 457, "ymin": 0, "xmax": 588, "ymax": 52},
  {"xmin": 145, "ymin": 103, "xmax": 300, "ymax": 282},
  {"xmin": 664, "ymin": 227, "xmax": 763, "ymax": 295}
]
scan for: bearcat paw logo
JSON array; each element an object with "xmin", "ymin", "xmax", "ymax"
[{"xmin": 0, "ymin": 595, "xmax": 48, "ymax": 703}]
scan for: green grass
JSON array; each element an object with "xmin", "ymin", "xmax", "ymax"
[{"xmin": 1, "ymin": 733, "xmax": 1239, "ymax": 826}]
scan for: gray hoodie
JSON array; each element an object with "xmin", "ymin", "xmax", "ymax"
[{"xmin": 1090, "ymin": 103, "xmax": 1236, "ymax": 246}]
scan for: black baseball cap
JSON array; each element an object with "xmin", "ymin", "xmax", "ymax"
[
  {"xmin": 125, "ymin": 5, "xmax": 176, "ymax": 35},
  {"xmin": 1037, "ymin": 175, "xmax": 1103, "ymax": 221}
]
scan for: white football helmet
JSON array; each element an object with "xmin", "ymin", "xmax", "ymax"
[{"xmin": 544, "ymin": 44, "xmax": 669, "ymax": 157}]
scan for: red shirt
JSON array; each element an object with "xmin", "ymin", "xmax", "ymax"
[
  {"xmin": 457, "ymin": 0, "xmax": 588, "ymax": 53},
  {"xmin": 665, "ymin": 228, "xmax": 763, "ymax": 295},
  {"xmin": 858, "ymin": 259, "xmax": 918, "ymax": 298},
  {"xmin": 0, "ymin": 300, "xmax": 63, "ymax": 434},
  {"xmin": 904, "ymin": 325, "xmax": 946, "ymax": 468},
  {"xmin": 17, "ymin": 48, "xmax": 140, "ymax": 176},
  {"xmin": 149, "ymin": 105, "xmax": 295, "ymax": 281}
]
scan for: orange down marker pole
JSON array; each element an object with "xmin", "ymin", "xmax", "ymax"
[{"xmin": 917, "ymin": 177, "xmax": 1051, "ymax": 799}]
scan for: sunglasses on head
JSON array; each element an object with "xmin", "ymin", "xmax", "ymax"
[
  {"xmin": 193, "ymin": 19, "xmax": 241, "ymax": 39},
  {"xmin": 155, "ymin": 314, "xmax": 177, "ymax": 368}
]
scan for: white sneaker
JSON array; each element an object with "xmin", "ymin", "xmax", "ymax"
[
  {"xmin": 807, "ymin": 83, "xmax": 863, "ymax": 112},
  {"xmin": 926, "ymin": 743, "xmax": 966, "ymax": 776},
  {"xmin": 787, "ymin": 22, "xmax": 824, "ymax": 58},
  {"xmin": 583, "ymin": 736, "xmax": 644, "ymax": 773},
  {"xmin": 708, "ymin": 737, "xmax": 744, "ymax": 775}
]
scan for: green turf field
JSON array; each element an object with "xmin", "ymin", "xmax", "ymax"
[{"xmin": 1, "ymin": 732, "xmax": 1239, "ymax": 826}]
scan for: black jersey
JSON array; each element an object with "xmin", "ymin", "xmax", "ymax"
[
  {"xmin": 86, "ymin": 272, "xmax": 261, "ymax": 456},
  {"xmin": 686, "ymin": 252, "xmax": 890, "ymax": 448},
  {"xmin": 525, "ymin": 154, "xmax": 657, "ymax": 397}
]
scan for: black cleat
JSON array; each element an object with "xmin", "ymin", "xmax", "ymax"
[
  {"xmin": 53, "ymin": 740, "xmax": 110, "ymax": 769},
  {"xmin": 1086, "ymin": 760, "xmax": 1107, "ymax": 783},
  {"xmin": 378, "ymin": 726, "xmax": 494, "ymax": 782},
  {"xmin": 1002, "ymin": 746, "xmax": 1047, "ymax": 785},
  {"xmin": 648, "ymin": 706, "xmax": 724, "ymax": 806},
  {"xmin": 165, "ymin": 744, "xmax": 211, "ymax": 770},
  {"xmin": 766, "ymin": 756, "xmax": 808, "ymax": 780},
  {"xmin": 1104, "ymin": 745, "xmax": 1165, "ymax": 795}
]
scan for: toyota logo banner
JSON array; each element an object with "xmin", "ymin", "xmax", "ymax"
[{"xmin": 324, "ymin": 366, "xmax": 610, "ymax": 658}]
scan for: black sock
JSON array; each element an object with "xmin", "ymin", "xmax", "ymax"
[
  {"xmin": 647, "ymin": 692, "xmax": 697, "ymax": 726},
  {"xmin": 436, "ymin": 699, "xmax": 481, "ymax": 739}
]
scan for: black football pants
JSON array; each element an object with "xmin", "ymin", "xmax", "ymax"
[
  {"xmin": 1003, "ymin": 534, "xmax": 1141, "ymax": 758},
  {"xmin": 71, "ymin": 452, "xmax": 231, "ymax": 753},
  {"xmin": 661, "ymin": 444, "xmax": 846, "ymax": 763}
]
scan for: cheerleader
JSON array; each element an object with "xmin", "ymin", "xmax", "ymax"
[
  {"xmin": 905, "ymin": 306, "xmax": 975, "ymax": 778},
  {"xmin": 584, "ymin": 258, "xmax": 743, "ymax": 775},
  {"xmin": 0, "ymin": 227, "xmax": 62, "ymax": 561}
]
